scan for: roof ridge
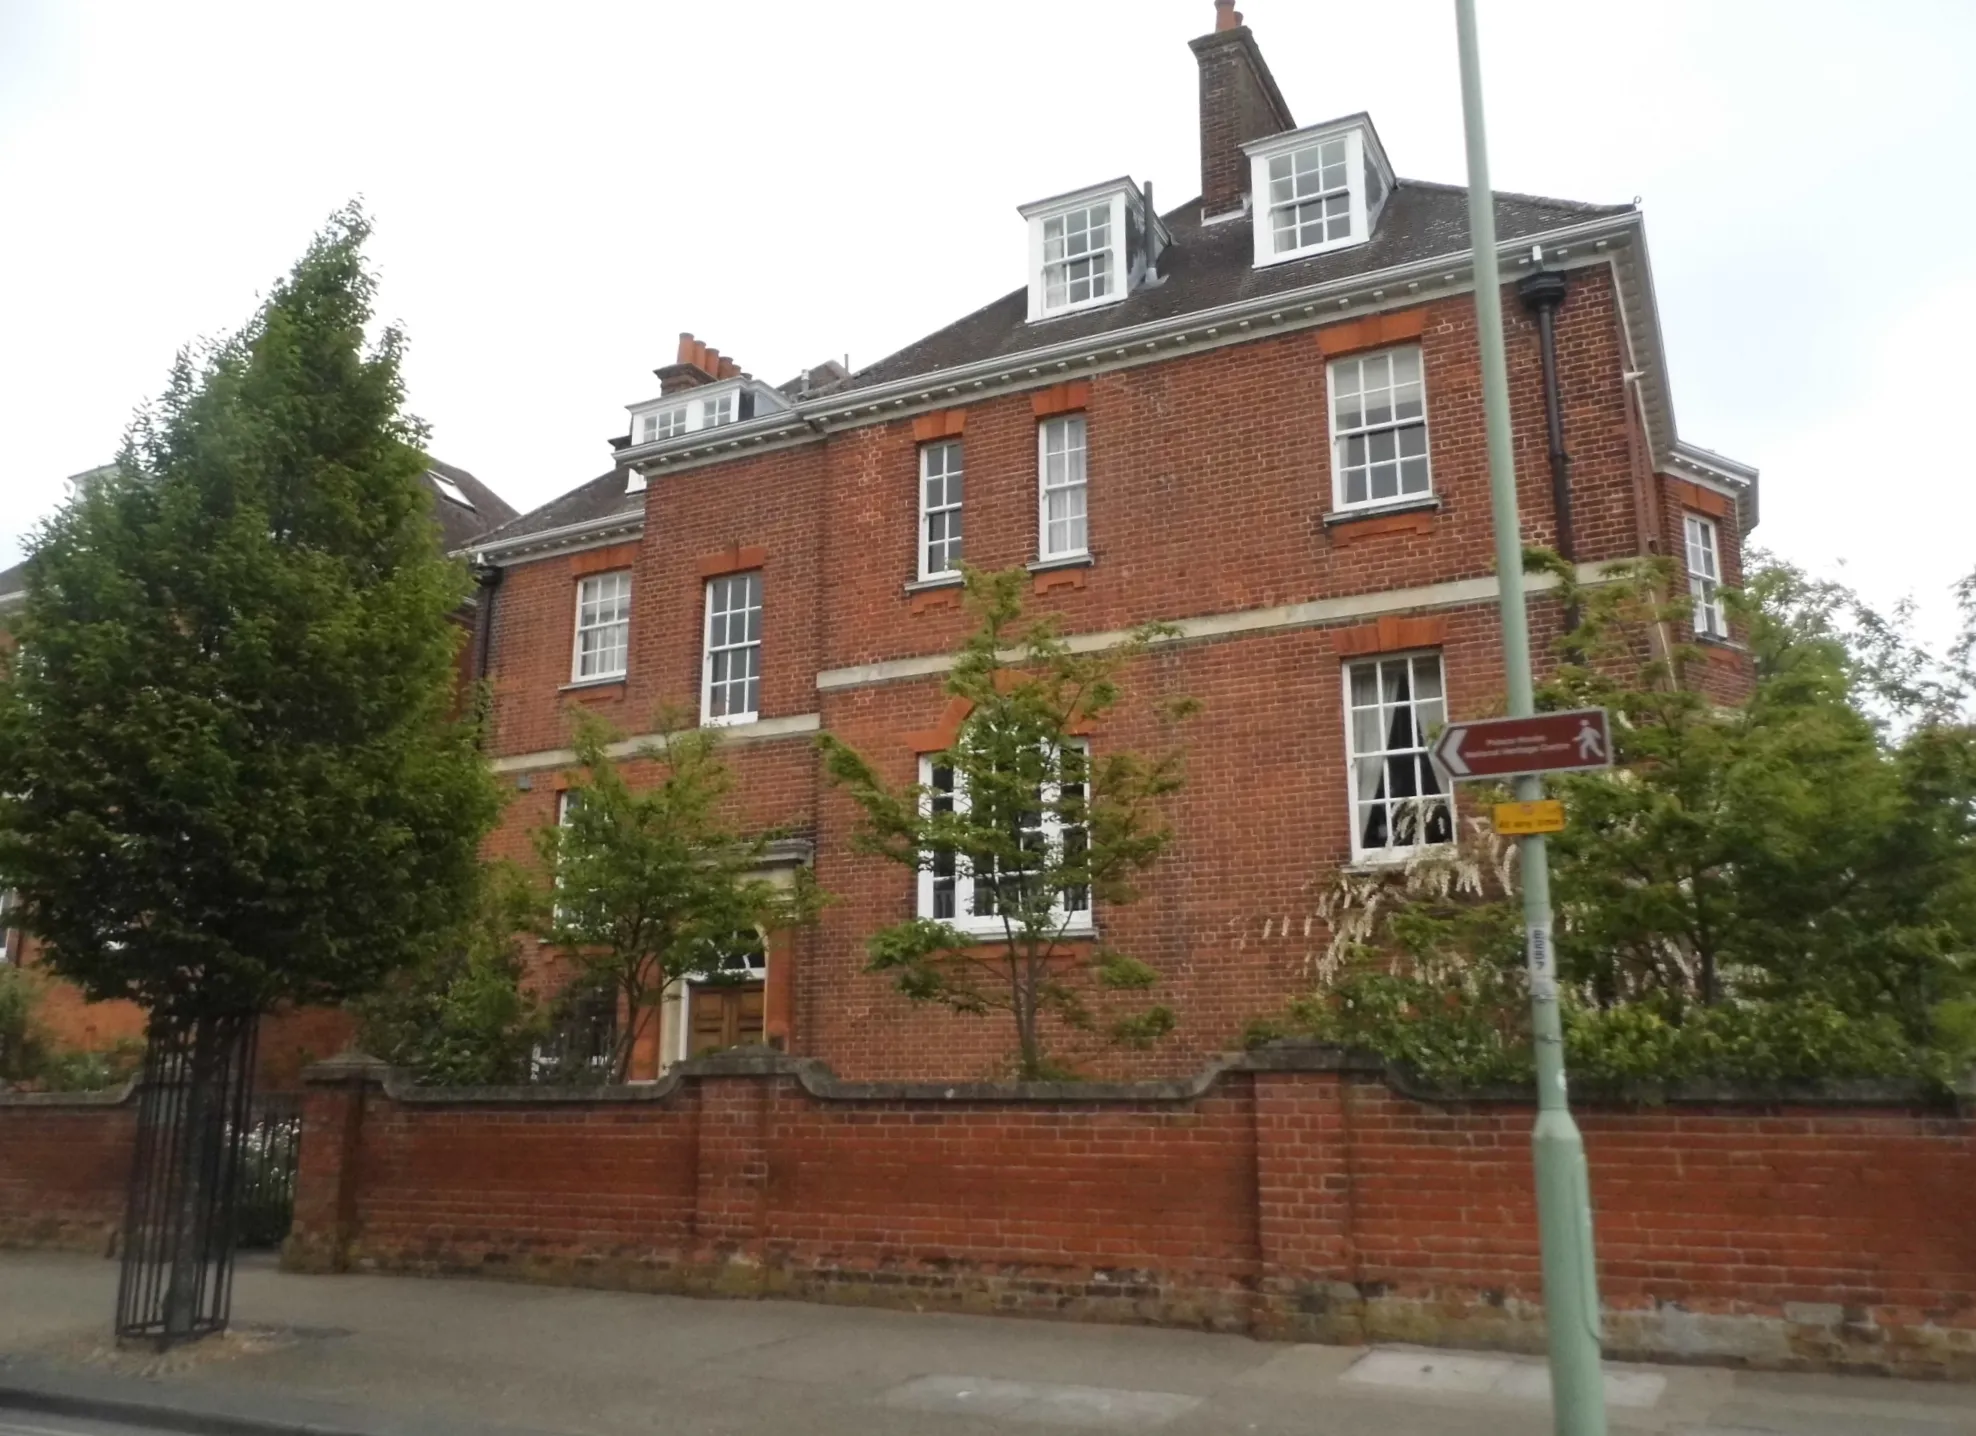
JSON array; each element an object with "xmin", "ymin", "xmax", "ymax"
[{"xmin": 1393, "ymin": 175, "xmax": 1634, "ymax": 216}]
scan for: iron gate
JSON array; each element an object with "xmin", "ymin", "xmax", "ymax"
[
  {"xmin": 235, "ymin": 1094, "xmax": 302, "ymax": 1249},
  {"xmin": 114, "ymin": 1012, "xmax": 258, "ymax": 1345}
]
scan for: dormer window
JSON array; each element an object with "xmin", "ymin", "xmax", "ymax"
[
  {"xmin": 1044, "ymin": 205, "xmax": 1113, "ymax": 311},
  {"xmin": 1245, "ymin": 117, "xmax": 1393, "ymax": 269},
  {"xmin": 1268, "ymin": 138, "xmax": 1350, "ymax": 253},
  {"xmin": 624, "ymin": 375, "xmax": 786, "ymax": 453},
  {"xmin": 637, "ymin": 406, "xmax": 687, "ymax": 444},
  {"xmin": 1019, "ymin": 179, "xmax": 1163, "ymax": 324}
]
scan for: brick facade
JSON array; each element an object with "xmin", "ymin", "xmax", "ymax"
[
  {"xmin": 2, "ymin": 15, "xmax": 1755, "ymax": 1083},
  {"xmin": 481, "ymin": 263, "xmax": 1751, "ymax": 1080}
]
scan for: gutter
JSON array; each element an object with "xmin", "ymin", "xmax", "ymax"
[{"xmin": 469, "ymin": 507, "xmax": 644, "ymax": 566}]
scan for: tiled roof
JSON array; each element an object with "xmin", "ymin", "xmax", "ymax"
[
  {"xmin": 0, "ymin": 559, "xmax": 25, "ymax": 601},
  {"xmin": 482, "ymin": 181, "xmax": 1629, "ymax": 553},
  {"xmin": 469, "ymin": 467, "xmax": 643, "ymax": 554},
  {"xmin": 843, "ymin": 181, "xmax": 1631, "ymax": 393},
  {"xmin": 424, "ymin": 459, "xmax": 520, "ymax": 551}
]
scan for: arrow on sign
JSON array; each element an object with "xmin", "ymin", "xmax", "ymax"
[{"xmin": 1430, "ymin": 708, "xmax": 1614, "ymax": 782}]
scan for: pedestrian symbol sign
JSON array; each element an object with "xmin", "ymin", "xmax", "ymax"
[{"xmin": 1430, "ymin": 708, "xmax": 1614, "ymax": 782}]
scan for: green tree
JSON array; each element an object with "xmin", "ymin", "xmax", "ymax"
[
  {"xmin": 1541, "ymin": 554, "xmax": 1976, "ymax": 1029},
  {"xmin": 0, "ymin": 204, "xmax": 498, "ymax": 1021},
  {"xmin": 536, "ymin": 713, "xmax": 817, "ymax": 1083},
  {"xmin": 820, "ymin": 568, "xmax": 1192, "ymax": 1079},
  {"xmin": 1265, "ymin": 553, "xmax": 1976, "ymax": 1087},
  {"xmin": 354, "ymin": 863, "xmax": 548, "ymax": 1086},
  {"xmin": 0, "ymin": 206, "xmax": 499, "ymax": 1336}
]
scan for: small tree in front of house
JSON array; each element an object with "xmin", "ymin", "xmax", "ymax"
[
  {"xmin": 821, "ymin": 568, "xmax": 1193, "ymax": 1079},
  {"xmin": 535, "ymin": 713, "xmax": 817, "ymax": 1083}
]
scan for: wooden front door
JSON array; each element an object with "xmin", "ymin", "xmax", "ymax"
[{"xmin": 687, "ymin": 981, "xmax": 765, "ymax": 1057}]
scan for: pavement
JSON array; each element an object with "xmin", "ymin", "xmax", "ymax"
[{"xmin": 0, "ymin": 1251, "xmax": 1971, "ymax": 1436}]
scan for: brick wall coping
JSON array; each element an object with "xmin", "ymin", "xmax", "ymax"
[
  {"xmin": 302, "ymin": 1043, "xmax": 1975, "ymax": 1114},
  {"xmin": 0, "ymin": 1078, "xmax": 137, "ymax": 1108}
]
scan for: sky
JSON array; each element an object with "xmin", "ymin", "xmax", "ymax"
[{"xmin": 2, "ymin": 0, "xmax": 1972, "ymax": 646}]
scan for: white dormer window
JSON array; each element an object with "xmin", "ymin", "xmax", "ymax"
[
  {"xmin": 1019, "ymin": 180, "xmax": 1160, "ymax": 324},
  {"xmin": 627, "ymin": 379, "xmax": 786, "ymax": 452},
  {"xmin": 1269, "ymin": 138, "xmax": 1350, "ymax": 252},
  {"xmin": 637, "ymin": 406, "xmax": 688, "ymax": 444},
  {"xmin": 1044, "ymin": 205, "xmax": 1112, "ymax": 311},
  {"xmin": 1245, "ymin": 118, "xmax": 1393, "ymax": 269}
]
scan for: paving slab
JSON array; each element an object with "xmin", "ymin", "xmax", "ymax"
[{"xmin": 1, "ymin": 1252, "xmax": 1970, "ymax": 1436}]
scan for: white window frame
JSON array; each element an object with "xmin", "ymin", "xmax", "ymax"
[
  {"xmin": 702, "ymin": 393, "xmax": 734, "ymax": 429},
  {"xmin": 0, "ymin": 887, "xmax": 19, "ymax": 964},
  {"xmin": 1041, "ymin": 203, "xmax": 1114, "ymax": 315},
  {"xmin": 916, "ymin": 741, "xmax": 1092, "ymax": 938},
  {"xmin": 1020, "ymin": 186, "xmax": 1134, "ymax": 323},
  {"xmin": 700, "ymin": 571, "xmax": 762, "ymax": 726},
  {"xmin": 570, "ymin": 570, "xmax": 631, "ymax": 682},
  {"xmin": 1327, "ymin": 345, "xmax": 1432, "ymax": 513},
  {"xmin": 551, "ymin": 789, "xmax": 581, "ymax": 928},
  {"xmin": 1343, "ymin": 651, "xmax": 1454, "ymax": 864},
  {"xmin": 919, "ymin": 438, "xmax": 964, "ymax": 581},
  {"xmin": 636, "ymin": 405, "xmax": 687, "ymax": 444},
  {"xmin": 1245, "ymin": 121, "xmax": 1389, "ymax": 269},
  {"xmin": 1685, "ymin": 514, "xmax": 1727, "ymax": 638},
  {"xmin": 1037, "ymin": 415, "xmax": 1089, "ymax": 561}
]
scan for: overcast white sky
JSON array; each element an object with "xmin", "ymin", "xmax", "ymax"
[{"xmin": 3, "ymin": 1, "xmax": 1972, "ymax": 643}]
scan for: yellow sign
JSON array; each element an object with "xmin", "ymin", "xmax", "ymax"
[{"xmin": 1493, "ymin": 799, "xmax": 1566, "ymax": 836}]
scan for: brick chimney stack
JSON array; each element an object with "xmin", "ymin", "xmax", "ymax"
[
  {"xmin": 658, "ymin": 332, "xmax": 744, "ymax": 394},
  {"xmin": 1189, "ymin": 3, "xmax": 1295, "ymax": 220}
]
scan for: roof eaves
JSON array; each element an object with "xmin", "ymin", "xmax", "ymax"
[
  {"xmin": 468, "ymin": 507, "xmax": 645, "ymax": 565},
  {"xmin": 617, "ymin": 410, "xmax": 815, "ymax": 472},
  {"xmin": 1668, "ymin": 439, "xmax": 1761, "ymax": 533}
]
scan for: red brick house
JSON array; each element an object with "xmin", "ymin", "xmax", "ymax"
[{"xmin": 459, "ymin": 7, "xmax": 1759, "ymax": 1081}]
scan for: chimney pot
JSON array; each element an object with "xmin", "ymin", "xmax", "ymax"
[
  {"xmin": 657, "ymin": 333, "xmax": 747, "ymax": 392},
  {"xmin": 1214, "ymin": 0, "xmax": 1241, "ymax": 31}
]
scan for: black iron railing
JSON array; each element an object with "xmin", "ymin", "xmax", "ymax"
[{"xmin": 114, "ymin": 1012, "xmax": 259, "ymax": 1345}]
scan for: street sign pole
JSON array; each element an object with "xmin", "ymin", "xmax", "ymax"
[{"xmin": 1454, "ymin": 5, "xmax": 1607, "ymax": 1435}]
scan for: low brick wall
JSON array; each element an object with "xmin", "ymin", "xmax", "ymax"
[
  {"xmin": 280, "ymin": 1047, "xmax": 1976, "ymax": 1378},
  {"xmin": 0, "ymin": 1083, "xmax": 136, "ymax": 1253}
]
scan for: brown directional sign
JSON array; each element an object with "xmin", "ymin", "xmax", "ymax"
[{"xmin": 1431, "ymin": 708, "xmax": 1613, "ymax": 781}]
